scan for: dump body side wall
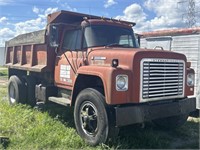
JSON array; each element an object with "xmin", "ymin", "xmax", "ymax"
[
  {"xmin": 4, "ymin": 30, "xmax": 56, "ymax": 72},
  {"xmin": 5, "ymin": 44, "xmax": 47, "ymax": 72}
]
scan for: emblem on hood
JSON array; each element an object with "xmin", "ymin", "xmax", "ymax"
[{"xmin": 91, "ymin": 56, "xmax": 107, "ymax": 60}]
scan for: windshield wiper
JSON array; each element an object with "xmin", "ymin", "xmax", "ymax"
[
  {"xmin": 105, "ymin": 43, "xmax": 123, "ymax": 47},
  {"xmin": 105, "ymin": 43, "xmax": 132, "ymax": 48}
]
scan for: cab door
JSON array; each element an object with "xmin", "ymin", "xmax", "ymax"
[{"xmin": 54, "ymin": 29, "xmax": 84, "ymax": 89}]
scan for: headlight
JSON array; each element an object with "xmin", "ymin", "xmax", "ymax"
[
  {"xmin": 116, "ymin": 75, "xmax": 128, "ymax": 91},
  {"xmin": 187, "ymin": 73, "xmax": 194, "ymax": 86}
]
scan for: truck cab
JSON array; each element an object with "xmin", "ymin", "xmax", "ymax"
[
  {"xmin": 51, "ymin": 17, "xmax": 139, "ymax": 103},
  {"xmin": 5, "ymin": 10, "xmax": 196, "ymax": 146}
]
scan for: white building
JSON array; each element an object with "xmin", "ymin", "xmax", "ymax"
[
  {"xmin": 140, "ymin": 27, "xmax": 200, "ymax": 109},
  {"xmin": 0, "ymin": 47, "xmax": 5, "ymax": 66}
]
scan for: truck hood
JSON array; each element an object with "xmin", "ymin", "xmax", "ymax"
[
  {"xmin": 86, "ymin": 47, "xmax": 188, "ymax": 104},
  {"xmin": 87, "ymin": 47, "xmax": 187, "ymax": 69}
]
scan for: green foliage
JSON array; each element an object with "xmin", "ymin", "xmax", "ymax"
[
  {"xmin": 0, "ymin": 85, "xmax": 84, "ymax": 149},
  {"xmin": 0, "ymin": 85, "xmax": 7, "ymax": 101},
  {"xmin": 0, "ymin": 101, "xmax": 89, "ymax": 149},
  {"xmin": 0, "ymin": 67, "xmax": 8, "ymax": 77}
]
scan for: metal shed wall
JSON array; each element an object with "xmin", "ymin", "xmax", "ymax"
[{"xmin": 141, "ymin": 34, "xmax": 200, "ymax": 109}]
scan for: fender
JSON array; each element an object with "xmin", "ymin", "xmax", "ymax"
[
  {"xmin": 72, "ymin": 66, "xmax": 115, "ymax": 105},
  {"xmin": 72, "ymin": 65, "xmax": 132, "ymax": 105}
]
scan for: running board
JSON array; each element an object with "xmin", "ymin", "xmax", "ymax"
[{"xmin": 48, "ymin": 97, "xmax": 71, "ymax": 106}]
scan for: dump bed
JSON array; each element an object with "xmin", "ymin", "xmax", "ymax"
[{"xmin": 5, "ymin": 30, "xmax": 55, "ymax": 72}]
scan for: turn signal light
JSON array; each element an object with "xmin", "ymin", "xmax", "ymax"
[{"xmin": 112, "ymin": 59, "xmax": 119, "ymax": 67}]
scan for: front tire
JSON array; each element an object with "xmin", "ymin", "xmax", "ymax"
[
  {"xmin": 74, "ymin": 88, "xmax": 109, "ymax": 146},
  {"xmin": 153, "ymin": 114, "xmax": 189, "ymax": 129},
  {"xmin": 8, "ymin": 75, "xmax": 26, "ymax": 105}
]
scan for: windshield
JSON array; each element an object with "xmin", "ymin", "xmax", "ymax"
[{"xmin": 83, "ymin": 25, "xmax": 139, "ymax": 48}]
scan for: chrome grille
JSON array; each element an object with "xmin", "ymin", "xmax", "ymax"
[{"xmin": 140, "ymin": 59, "xmax": 185, "ymax": 102}]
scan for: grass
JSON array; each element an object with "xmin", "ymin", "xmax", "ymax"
[
  {"xmin": 0, "ymin": 67, "xmax": 8, "ymax": 77},
  {"xmin": 0, "ymin": 85, "xmax": 91, "ymax": 149},
  {"xmin": 0, "ymin": 68, "xmax": 199, "ymax": 149}
]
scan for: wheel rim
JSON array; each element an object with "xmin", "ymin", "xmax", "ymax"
[
  {"xmin": 9, "ymin": 83, "xmax": 16, "ymax": 104},
  {"xmin": 80, "ymin": 101, "xmax": 98, "ymax": 135}
]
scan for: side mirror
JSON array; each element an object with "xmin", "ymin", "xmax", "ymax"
[
  {"xmin": 49, "ymin": 25, "xmax": 59, "ymax": 47},
  {"xmin": 137, "ymin": 35, "xmax": 141, "ymax": 46},
  {"xmin": 134, "ymin": 33, "xmax": 141, "ymax": 47}
]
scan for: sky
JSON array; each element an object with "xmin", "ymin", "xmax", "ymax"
[{"xmin": 0, "ymin": 0, "xmax": 200, "ymax": 47}]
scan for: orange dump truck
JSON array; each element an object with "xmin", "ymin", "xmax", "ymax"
[{"xmin": 4, "ymin": 11, "xmax": 196, "ymax": 145}]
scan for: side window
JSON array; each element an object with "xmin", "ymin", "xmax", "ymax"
[
  {"xmin": 119, "ymin": 35, "xmax": 133, "ymax": 46},
  {"xmin": 62, "ymin": 29, "xmax": 82, "ymax": 50}
]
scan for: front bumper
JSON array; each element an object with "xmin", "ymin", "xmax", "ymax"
[{"xmin": 115, "ymin": 97, "xmax": 196, "ymax": 127}]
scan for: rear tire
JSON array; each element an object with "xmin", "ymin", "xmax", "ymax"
[
  {"xmin": 74, "ymin": 88, "xmax": 109, "ymax": 146},
  {"xmin": 8, "ymin": 75, "xmax": 26, "ymax": 105},
  {"xmin": 153, "ymin": 114, "xmax": 189, "ymax": 129}
]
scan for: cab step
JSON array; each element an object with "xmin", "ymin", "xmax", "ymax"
[{"xmin": 48, "ymin": 97, "xmax": 71, "ymax": 106}]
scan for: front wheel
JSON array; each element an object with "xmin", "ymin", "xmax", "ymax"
[
  {"xmin": 74, "ymin": 88, "xmax": 109, "ymax": 146},
  {"xmin": 153, "ymin": 114, "xmax": 189, "ymax": 129}
]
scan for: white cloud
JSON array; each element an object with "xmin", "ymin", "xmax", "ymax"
[
  {"xmin": 104, "ymin": 0, "xmax": 117, "ymax": 8},
  {"xmin": 14, "ymin": 7, "xmax": 59, "ymax": 36},
  {"xmin": 33, "ymin": 6, "xmax": 40, "ymax": 14},
  {"xmin": 0, "ymin": 28, "xmax": 15, "ymax": 38},
  {"xmin": 0, "ymin": 17, "xmax": 8, "ymax": 23},
  {"xmin": 0, "ymin": 7, "xmax": 59, "ymax": 47},
  {"xmin": 144, "ymin": 0, "xmax": 180, "ymax": 19},
  {"xmin": 51, "ymin": 0, "xmax": 76, "ymax": 11},
  {"xmin": 14, "ymin": 18, "xmax": 45, "ymax": 35},
  {"xmin": 143, "ymin": 0, "xmax": 187, "ymax": 30},
  {"xmin": 0, "ymin": 28, "xmax": 15, "ymax": 46},
  {"xmin": 44, "ymin": 7, "xmax": 58, "ymax": 16},
  {"xmin": 115, "ymin": 0, "xmax": 200, "ymax": 32},
  {"xmin": 115, "ymin": 4, "xmax": 146, "ymax": 27},
  {"xmin": 0, "ymin": 0, "xmax": 13, "ymax": 5},
  {"xmin": 38, "ymin": 7, "xmax": 58, "ymax": 20},
  {"xmin": 61, "ymin": 3, "xmax": 77, "ymax": 12}
]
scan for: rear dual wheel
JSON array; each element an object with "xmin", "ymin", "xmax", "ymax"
[
  {"xmin": 8, "ymin": 75, "xmax": 36, "ymax": 106},
  {"xmin": 8, "ymin": 75, "xmax": 26, "ymax": 105}
]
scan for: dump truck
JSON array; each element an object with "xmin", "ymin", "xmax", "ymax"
[{"xmin": 4, "ymin": 10, "xmax": 196, "ymax": 146}]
